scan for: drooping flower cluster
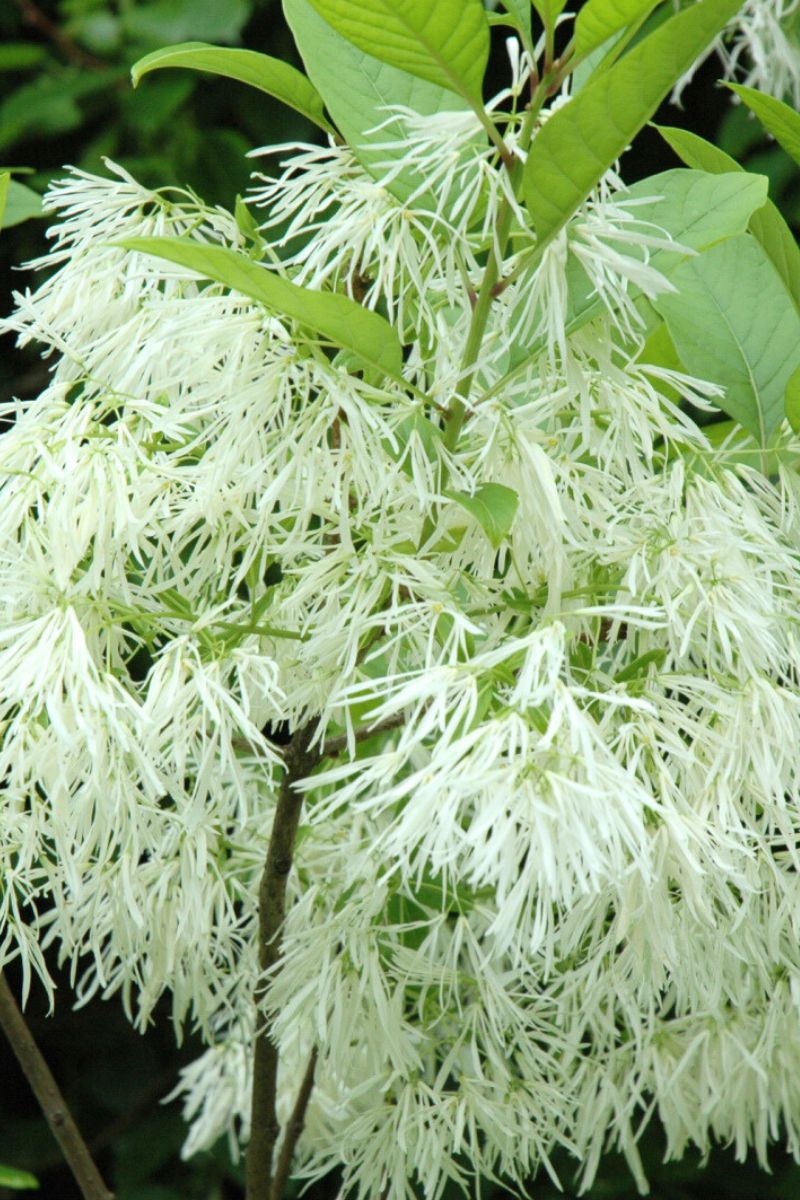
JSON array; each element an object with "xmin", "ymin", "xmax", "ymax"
[
  {"xmin": 678, "ymin": 0, "xmax": 800, "ymax": 104},
  {"xmin": 2, "ymin": 30, "xmax": 800, "ymax": 1200}
]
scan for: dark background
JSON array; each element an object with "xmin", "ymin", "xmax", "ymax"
[{"xmin": 1, "ymin": 2, "xmax": 799, "ymax": 1197}]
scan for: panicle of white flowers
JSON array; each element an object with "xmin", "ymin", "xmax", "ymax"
[{"xmin": 3, "ymin": 29, "xmax": 800, "ymax": 1200}]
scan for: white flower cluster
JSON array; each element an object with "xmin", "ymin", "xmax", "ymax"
[
  {"xmin": 677, "ymin": 0, "xmax": 800, "ymax": 104},
  {"xmin": 2, "ymin": 60, "xmax": 800, "ymax": 1198}
]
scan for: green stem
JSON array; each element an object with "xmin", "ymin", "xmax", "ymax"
[{"xmin": 418, "ymin": 90, "xmax": 549, "ymax": 549}]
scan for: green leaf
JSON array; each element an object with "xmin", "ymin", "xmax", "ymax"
[
  {"xmin": 571, "ymin": 29, "xmax": 626, "ymax": 92},
  {"xmin": 532, "ymin": 0, "xmax": 568, "ymax": 29},
  {"xmin": 382, "ymin": 411, "xmax": 443, "ymax": 478},
  {"xmin": 622, "ymin": 168, "xmax": 768, "ymax": 265},
  {"xmin": 118, "ymin": 237, "xmax": 403, "ymax": 378},
  {"xmin": 0, "ymin": 1165, "xmax": 38, "ymax": 1190},
  {"xmin": 1, "ymin": 178, "xmax": 44, "ymax": 227},
  {"xmin": 786, "ymin": 364, "xmax": 800, "ymax": 435},
  {"xmin": 654, "ymin": 124, "xmax": 800, "ymax": 312},
  {"xmin": 0, "ymin": 68, "xmax": 123, "ymax": 152},
  {"xmin": 498, "ymin": 0, "xmax": 533, "ymax": 39},
  {"xmin": 574, "ymin": 0, "xmax": 663, "ymax": 60},
  {"xmin": 523, "ymin": 0, "xmax": 741, "ymax": 246},
  {"xmin": 726, "ymin": 83, "xmax": 800, "ymax": 168},
  {"xmin": 0, "ymin": 43, "xmax": 47, "ymax": 71},
  {"xmin": 284, "ymin": 0, "xmax": 473, "ymax": 203},
  {"xmin": 653, "ymin": 234, "xmax": 800, "ymax": 444},
  {"xmin": 638, "ymin": 322, "xmax": 683, "ymax": 401},
  {"xmin": 131, "ymin": 42, "xmax": 333, "ymax": 133},
  {"xmin": 0, "ymin": 172, "xmax": 8, "ymax": 227},
  {"xmin": 445, "ymin": 483, "xmax": 519, "ymax": 548},
  {"xmin": 303, "ymin": 0, "xmax": 489, "ymax": 104},
  {"xmin": 509, "ymin": 169, "xmax": 767, "ymax": 372},
  {"xmin": 677, "ymin": 419, "xmax": 800, "ymax": 477},
  {"xmin": 614, "ymin": 648, "xmax": 667, "ymax": 684},
  {"xmin": 121, "ymin": 0, "xmax": 250, "ymax": 45}
]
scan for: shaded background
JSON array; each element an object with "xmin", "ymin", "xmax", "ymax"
[{"xmin": 1, "ymin": 2, "xmax": 799, "ymax": 1197}]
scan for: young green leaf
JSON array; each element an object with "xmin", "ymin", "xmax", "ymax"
[
  {"xmin": 614, "ymin": 648, "xmax": 667, "ymax": 685},
  {"xmin": 445, "ymin": 483, "xmax": 519, "ymax": 548},
  {"xmin": 284, "ymin": 0, "xmax": 474, "ymax": 204},
  {"xmin": 726, "ymin": 83, "xmax": 800, "ymax": 168},
  {"xmin": 118, "ymin": 237, "xmax": 403, "ymax": 378},
  {"xmin": 524, "ymin": 0, "xmax": 741, "ymax": 247},
  {"xmin": 653, "ymin": 234, "xmax": 800, "ymax": 444},
  {"xmin": 303, "ymin": 0, "xmax": 489, "ymax": 105},
  {"xmin": 532, "ymin": 0, "xmax": 568, "ymax": 30},
  {"xmin": 131, "ymin": 41, "xmax": 334, "ymax": 133},
  {"xmin": 655, "ymin": 124, "xmax": 800, "ymax": 311},
  {"xmin": 498, "ymin": 0, "xmax": 533, "ymax": 42},
  {"xmin": 0, "ymin": 1165, "xmax": 38, "ymax": 1191},
  {"xmin": 0, "ymin": 172, "xmax": 8, "ymax": 228},
  {"xmin": 574, "ymin": 0, "xmax": 663, "ymax": 61}
]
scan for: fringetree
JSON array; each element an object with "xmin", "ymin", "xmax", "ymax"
[{"xmin": 2, "ymin": 1, "xmax": 800, "ymax": 1198}]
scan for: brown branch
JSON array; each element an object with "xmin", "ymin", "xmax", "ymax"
[
  {"xmin": 12, "ymin": 0, "xmax": 107, "ymax": 68},
  {"xmin": 322, "ymin": 712, "xmax": 406, "ymax": 758},
  {"xmin": 245, "ymin": 723, "xmax": 321, "ymax": 1200},
  {"xmin": 268, "ymin": 1046, "xmax": 318, "ymax": 1200},
  {"xmin": 234, "ymin": 713, "xmax": 405, "ymax": 762},
  {"xmin": 0, "ymin": 972, "xmax": 114, "ymax": 1200}
]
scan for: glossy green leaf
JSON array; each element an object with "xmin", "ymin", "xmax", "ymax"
[
  {"xmin": 574, "ymin": 0, "xmax": 663, "ymax": 60},
  {"xmin": 571, "ymin": 29, "xmax": 626, "ymax": 92},
  {"xmin": 654, "ymin": 234, "xmax": 800, "ymax": 444},
  {"xmin": 786, "ymin": 364, "xmax": 800, "ymax": 435},
  {"xmin": 119, "ymin": 238, "xmax": 403, "ymax": 378},
  {"xmin": 524, "ymin": 0, "xmax": 741, "ymax": 246},
  {"xmin": 655, "ymin": 124, "xmax": 800, "ymax": 311},
  {"xmin": 446, "ymin": 483, "xmax": 519, "ymax": 548},
  {"xmin": 727, "ymin": 83, "xmax": 800, "ymax": 167},
  {"xmin": 304, "ymin": 0, "xmax": 489, "ymax": 104},
  {"xmin": 284, "ymin": 0, "xmax": 473, "ymax": 203},
  {"xmin": 0, "ymin": 1165, "xmax": 38, "ymax": 1190},
  {"xmin": 131, "ymin": 42, "xmax": 333, "ymax": 133}
]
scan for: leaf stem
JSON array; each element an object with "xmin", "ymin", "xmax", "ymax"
[{"xmin": 0, "ymin": 973, "xmax": 114, "ymax": 1200}]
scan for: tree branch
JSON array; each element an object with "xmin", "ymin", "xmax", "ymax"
[
  {"xmin": 0, "ymin": 972, "xmax": 114, "ymax": 1200},
  {"xmin": 12, "ymin": 0, "xmax": 107, "ymax": 67},
  {"xmin": 322, "ymin": 713, "xmax": 406, "ymax": 758},
  {"xmin": 269, "ymin": 1046, "xmax": 318, "ymax": 1200},
  {"xmin": 245, "ymin": 723, "xmax": 321, "ymax": 1200}
]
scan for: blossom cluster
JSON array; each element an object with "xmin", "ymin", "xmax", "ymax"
[{"xmin": 2, "ymin": 20, "xmax": 800, "ymax": 1199}]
